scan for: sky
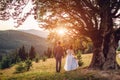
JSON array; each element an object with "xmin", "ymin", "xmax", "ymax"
[{"xmin": 0, "ymin": 15, "xmax": 43, "ymax": 31}]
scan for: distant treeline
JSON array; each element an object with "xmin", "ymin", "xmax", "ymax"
[{"xmin": 0, "ymin": 45, "xmax": 37, "ymax": 69}]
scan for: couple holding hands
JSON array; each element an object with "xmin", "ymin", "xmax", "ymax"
[{"xmin": 54, "ymin": 41, "xmax": 78, "ymax": 73}]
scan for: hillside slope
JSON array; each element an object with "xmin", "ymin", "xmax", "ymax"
[
  {"xmin": 20, "ymin": 29, "xmax": 49, "ymax": 38},
  {"xmin": 0, "ymin": 30, "xmax": 48, "ymax": 54},
  {"xmin": 1, "ymin": 54, "xmax": 120, "ymax": 80}
]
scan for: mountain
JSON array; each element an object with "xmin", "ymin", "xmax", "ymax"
[
  {"xmin": 0, "ymin": 30, "xmax": 48, "ymax": 55},
  {"xmin": 20, "ymin": 29, "xmax": 49, "ymax": 38}
]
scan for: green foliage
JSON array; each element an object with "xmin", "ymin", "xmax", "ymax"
[
  {"xmin": 0, "ymin": 45, "xmax": 37, "ymax": 69},
  {"xmin": 18, "ymin": 46, "xmax": 27, "ymax": 61},
  {"xmin": 85, "ymin": 42, "xmax": 93, "ymax": 53},
  {"xmin": 9, "ymin": 50, "xmax": 20, "ymax": 64},
  {"xmin": 34, "ymin": 53, "xmax": 40, "ymax": 63},
  {"xmin": 78, "ymin": 60, "xmax": 84, "ymax": 67},
  {"xmin": 14, "ymin": 59, "xmax": 32, "ymax": 73},
  {"xmin": 25, "ymin": 59, "xmax": 32, "ymax": 71},
  {"xmin": 14, "ymin": 62, "xmax": 26, "ymax": 73},
  {"xmin": 77, "ymin": 50, "xmax": 83, "ymax": 66},
  {"xmin": 35, "ymin": 57, "xmax": 39, "ymax": 63},
  {"xmin": 18, "ymin": 45, "xmax": 38, "ymax": 61},
  {"xmin": 117, "ymin": 47, "xmax": 120, "ymax": 51},
  {"xmin": 0, "ymin": 54, "xmax": 2, "ymax": 61},
  {"xmin": 42, "ymin": 56, "xmax": 47, "ymax": 62},
  {"xmin": 0, "ymin": 50, "xmax": 21, "ymax": 69},
  {"xmin": 44, "ymin": 47, "xmax": 53, "ymax": 58},
  {"xmin": 0, "ymin": 57, "xmax": 11, "ymax": 69},
  {"xmin": 29, "ymin": 46, "xmax": 36, "ymax": 60}
]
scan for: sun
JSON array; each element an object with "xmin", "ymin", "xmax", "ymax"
[
  {"xmin": 58, "ymin": 29, "xmax": 65, "ymax": 35},
  {"xmin": 56, "ymin": 28, "xmax": 67, "ymax": 36}
]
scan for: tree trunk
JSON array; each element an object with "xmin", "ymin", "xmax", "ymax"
[
  {"xmin": 89, "ymin": 2, "xmax": 120, "ymax": 70},
  {"xmin": 89, "ymin": 34, "xmax": 105, "ymax": 69},
  {"xmin": 102, "ymin": 33, "xmax": 119, "ymax": 70},
  {"xmin": 89, "ymin": 33, "xmax": 119, "ymax": 70}
]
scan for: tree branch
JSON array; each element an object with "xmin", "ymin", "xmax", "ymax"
[
  {"xmin": 113, "ymin": 12, "xmax": 120, "ymax": 18},
  {"xmin": 112, "ymin": 1, "xmax": 120, "ymax": 17},
  {"xmin": 81, "ymin": 0, "xmax": 99, "ymax": 14}
]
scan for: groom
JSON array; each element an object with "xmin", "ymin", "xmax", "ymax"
[{"xmin": 54, "ymin": 41, "xmax": 64, "ymax": 72}]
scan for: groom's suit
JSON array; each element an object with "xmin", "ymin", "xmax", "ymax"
[{"xmin": 54, "ymin": 44, "xmax": 64, "ymax": 72}]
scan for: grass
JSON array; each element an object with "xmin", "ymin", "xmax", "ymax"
[{"xmin": 0, "ymin": 53, "xmax": 120, "ymax": 80}]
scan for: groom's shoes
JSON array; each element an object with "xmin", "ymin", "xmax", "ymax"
[
  {"xmin": 56, "ymin": 70, "xmax": 60, "ymax": 73},
  {"xmin": 56, "ymin": 71, "xmax": 60, "ymax": 73}
]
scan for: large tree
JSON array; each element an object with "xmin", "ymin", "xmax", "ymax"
[
  {"xmin": 0, "ymin": 0, "xmax": 120, "ymax": 70},
  {"xmin": 36, "ymin": 0, "xmax": 120, "ymax": 70}
]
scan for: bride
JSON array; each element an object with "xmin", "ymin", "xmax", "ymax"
[{"xmin": 64, "ymin": 45, "xmax": 78, "ymax": 71}]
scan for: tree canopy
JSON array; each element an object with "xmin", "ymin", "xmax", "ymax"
[
  {"xmin": 0, "ymin": 0, "xmax": 36, "ymax": 27},
  {"xmin": 0, "ymin": 0, "xmax": 120, "ymax": 35}
]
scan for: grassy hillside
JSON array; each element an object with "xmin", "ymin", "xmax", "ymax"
[
  {"xmin": 0, "ymin": 54, "xmax": 93, "ymax": 80},
  {"xmin": 1, "ymin": 53, "xmax": 120, "ymax": 80},
  {"xmin": 0, "ymin": 30, "xmax": 48, "ymax": 55}
]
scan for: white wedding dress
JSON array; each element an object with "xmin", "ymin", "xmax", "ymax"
[{"xmin": 64, "ymin": 49, "xmax": 79, "ymax": 71}]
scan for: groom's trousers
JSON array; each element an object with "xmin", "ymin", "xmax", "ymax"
[{"xmin": 56, "ymin": 58, "xmax": 61, "ymax": 72}]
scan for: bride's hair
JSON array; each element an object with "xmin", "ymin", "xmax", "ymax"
[
  {"xmin": 70, "ymin": 45, "xmax": 73, "ymax": 49},
  {"xmin": 57, "ymin": 41, "xmax": 61, "ymax": 45}
]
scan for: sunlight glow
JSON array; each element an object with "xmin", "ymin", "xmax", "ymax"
[
  {"xmin": 58, "ymin": 29, "xmax": 65, "ymax": 35},
  {"xmin": 56, "ymin": 28, "xmax": 67, "ymax": 36}
]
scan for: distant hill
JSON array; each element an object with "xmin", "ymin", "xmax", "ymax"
[
  {"xmin": 0, "ymin": 30, "xmax": 48, "ymax": 55},
  {"xmin": 19, "ymin": 29, "xmax": 49, "ymax": 38}
]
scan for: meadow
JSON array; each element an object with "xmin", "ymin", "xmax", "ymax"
[{"xmin": 1, "ymin": 53, "xmax": 120, "ymax": 80}]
